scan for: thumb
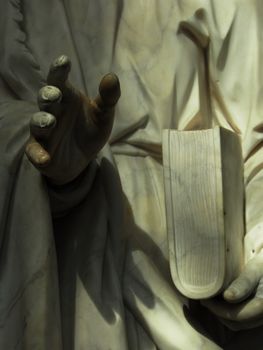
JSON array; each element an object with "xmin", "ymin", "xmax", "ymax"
[
  {"xmin": 224, "ymin": 258, "xmax": 262, "ymax": 303},
  {"xmin": 90, "ymin": 73, "xmax": 120, "ymax": 126},
  {"xmin": 94, "ymin": 73, "xmax": 121, "ymax": 112}
]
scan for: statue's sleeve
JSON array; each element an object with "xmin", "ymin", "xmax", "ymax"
[{"xmin": 0, "ymin": 100, "xmax": 64, "ymax": 348}]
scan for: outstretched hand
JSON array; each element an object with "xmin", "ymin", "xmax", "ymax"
[
  {"xmin": 202, "ymin": 251, "xmax": 263, "ymax": 330},
  {"xmin": 25, "ymin": 55, "xmax": 120, "ymax": 185}
]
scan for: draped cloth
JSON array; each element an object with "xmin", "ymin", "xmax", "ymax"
[{"xmin": 1, "ymin": 0, "xmax": 263, "ymax": 348}]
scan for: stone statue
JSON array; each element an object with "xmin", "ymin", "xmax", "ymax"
[{"xmin": 1, "ymin": 0, "xmax": 263, "ymax": 349}]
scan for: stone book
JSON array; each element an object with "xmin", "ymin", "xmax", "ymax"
[{"xmin": 163, "ymin": 127, "xmax": 244, "ymax": 299}]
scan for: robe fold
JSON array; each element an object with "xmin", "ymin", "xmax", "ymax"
[{"xmin": 1, "ymin": 0, "xmax": 263, "ymax": 349}]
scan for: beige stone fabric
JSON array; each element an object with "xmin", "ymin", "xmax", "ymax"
[{"xmin": 1, "ymin": 0, "xmax": 263, "ymax": 349}]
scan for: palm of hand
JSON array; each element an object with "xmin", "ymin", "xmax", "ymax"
[{"xmin": 25, "ymin": 55, "xmax": 120, "ymax": 185}]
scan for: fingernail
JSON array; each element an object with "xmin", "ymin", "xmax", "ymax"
[
  {"xmin": 31, "ymin": 112, "xmax": 56, "ymax": 129},
  {"xmin": 54, "ymin": 55, "xmax": 71, "ymax": 68},
  {"xmin": 38, "ymin": 86, "xmax": 62, "ymax": 104},
  {"xmin": 224, "ymin": 289, "xmax": 236, "ymax": 299},
  {"xmin": 38, "ymin": 154, "xmax": 50, "ymax": 164}
]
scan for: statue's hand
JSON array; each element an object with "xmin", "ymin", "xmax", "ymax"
[
  {"xmin": 25, "ymin": 55, "xmax": 120, "ymax": 185},
  {"xmin": 202, "ymin": 251, "xmax": 263, "ymax": 330}
]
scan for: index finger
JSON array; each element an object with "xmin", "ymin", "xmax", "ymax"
[{"xmin": 47, "ymin": 55, "xmax": 71, "ymax": 92}]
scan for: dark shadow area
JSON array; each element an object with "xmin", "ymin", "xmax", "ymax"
[
  {"xmin": 52, "ymin": 157, "xmax": 253, "ymax": 349},
  {"xmin": 183, "ymin": 300, "xmax": 233, "ymax": 348},
  {"xmin": 53, "ymin": 158, "xmax": 163, "ymax": 330}
]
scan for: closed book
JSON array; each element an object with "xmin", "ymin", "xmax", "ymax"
[{"xmin": 163, "ymin": 127, "xmax": 244, "ymax": 299}]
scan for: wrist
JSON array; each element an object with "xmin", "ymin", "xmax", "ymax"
[{"xmin": 46, "ymin": 160, "xmax": 98, "ymax": 217}]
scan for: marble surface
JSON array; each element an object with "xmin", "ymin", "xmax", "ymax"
[
  {"xmin": 163, "ymin": 127, "xmax": 244, "ymax": 299},
  {"xmin": 1, "ymin": 0, "xmax": 263, "ymax": 349}
]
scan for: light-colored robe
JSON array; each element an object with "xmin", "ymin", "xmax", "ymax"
[{"xmin": 0, "ymin": 0, "xmax": 263, "ymax": 349}]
